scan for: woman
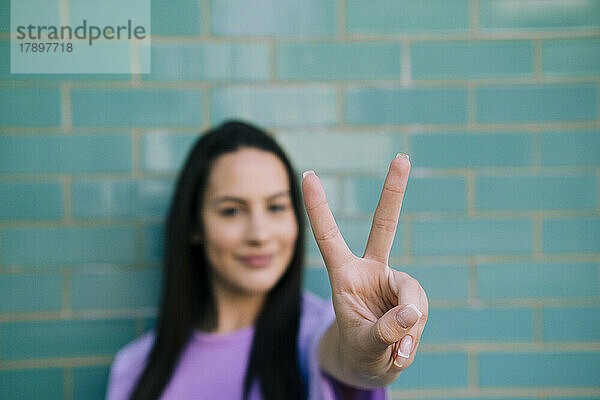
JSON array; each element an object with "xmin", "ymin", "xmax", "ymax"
[{"xmin": 106, "ymin": 120, "xmax": 428, "ymax": 400}]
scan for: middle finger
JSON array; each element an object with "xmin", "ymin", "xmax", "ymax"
[{"xmin": 363, "ymin": 154, "xmax": 411, "ymax": 264}]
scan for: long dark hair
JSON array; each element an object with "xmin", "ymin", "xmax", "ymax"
[{"xmin": 128, "ymin": 120, "xmax": 306, "ymax": 400}]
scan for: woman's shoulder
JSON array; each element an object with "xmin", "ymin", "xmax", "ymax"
[
  {"xmin": 299, "ymin": 291, "xmax": 335, "ymax": 345},
  {"xmin": 106, "ymin": 331, "xmax": 157, "ymax": 400},
  {"xmin": 108, "ymin": 331, "xmax": 156, "ymax": 389},
  {"xmin": 114, "ymin": 330, "xmax": 156, "ymax": 368},
  {"xmin": 301, "ymin": 291, "xmax": 333, "ymax": 319}
]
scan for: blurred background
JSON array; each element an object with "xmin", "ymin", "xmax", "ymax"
[{"xmin": 1, "ymin": 0, "xmax": 599, "ymax": 399}]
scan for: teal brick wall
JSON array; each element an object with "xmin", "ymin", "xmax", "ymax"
[{"xmin": 1, "ymin": 1, "xmax": 599, "ymax": 399}]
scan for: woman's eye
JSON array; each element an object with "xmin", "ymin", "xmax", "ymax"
[
  {"xmin": 269, "ymin": 204, "xmax": 287, "ymax": 212},
  {"xmin": 219, "ymin": 207, "xmax": 239, "ymax": 216}
]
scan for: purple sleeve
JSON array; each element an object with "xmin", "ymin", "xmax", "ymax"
[
  {"xmin": 302, "ymin": 293, "xmax": 388, "ymax": 400},
  {"xmin": 105, "ymin": 333, "xmax": 154, "ymax": 400}
]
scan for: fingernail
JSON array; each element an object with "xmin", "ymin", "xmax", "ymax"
[
  {"xmin": 395, "ymin": 153, "xmax": 410, "ymax": 161},
  {"xmin": 395, "ymin": 304, "xmax": 422, "ymax": 329},
  {"xmin": 302, "ymin": 170, "xmax": 315, "ymax": 179},
  {"xmin": 397, "ymin": 335, "xmax": 413, "ymax": 359}
]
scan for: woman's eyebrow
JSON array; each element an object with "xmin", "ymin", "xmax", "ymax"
[{"xmin": 213, "ymin": 190, "xmax": 290, "ymax": 205}]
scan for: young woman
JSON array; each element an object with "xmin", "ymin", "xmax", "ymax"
[{"xmin": 106, "ymin": 120, "xmax": 428, "ymax": 400}]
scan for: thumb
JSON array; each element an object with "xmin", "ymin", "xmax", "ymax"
[{"xmin": 370, "ymin": 304, "xmax": 423, "ymax": 349}]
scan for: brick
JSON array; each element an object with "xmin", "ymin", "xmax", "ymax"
[
  {"xmin": 211, "ymin": 0, "xmax": 336, "ymax": 36},
  {"xmin": 549, "ymin": 398, "xmax": 600, "ymax": 400},
  {"xmin": 0, "ymin": 1, "xmax": 8, "ymax": 32},
  {"xmin": 278, "ymin": 42, "xmax": 401, "ymax": 80},
  {"xmin": 305, "ymin": 217, "xmax": 404, "ymax": 260},
  {"xmin": 476, "ymin": 175, "xmax": 597, "ymax": 210},
  {"xmin": 346, "ymin": 87, "xmax": 467, "ymax": 125},
  {"xmin": 1, "ymin": 319, "xmax": 137, "ymax": 360},
  {"xmin": 303, "ymin": 266, "xmax": 331, "ymax": 299},
  {"xmin": 339, "ymin": 218, "xmax": 404, "ymax": 258},
  {"xmin": 211, "ymin": 86, "xmax": 337, "ymax": 128},
  {"xmin": 0, "ymin": 274, "xmax": 62, "ymax": 312},
  {"xmin": 144, "ymin": 224, "xmax": 164, "ymax": 263},
  {"xmin": 73, "ymin": 366, "xmax": 110, "ymax": 400},
  {"xmin": 480, "ymin": 0, "xmax": 600, "ymax": 31},
  {"xmin": 413, "ymin": 219, "xmax": 532, "ymax": 256},
  {"xmin": 543, "ymin": 219, "xmax": 600, "ymax": 253},
  {"xmin": 0, "ymin": 369, "xmax": 63, "ymax": 400},
  {"xmin": 142, "ymin": 132, "xmax": 199, "ymax": 173},
  {"xmin": 476, "ymin": 85, "xmax": 597, "ymax": 123},
  {"xmin": 2, "ymin": 226, "xmax": 136, "ymax": 266},
  {"xmin": 390, "ymin": 353, "xmax": 468, "ymax": 389},
  {"xmin": 410, "ymin": 133, "xmax": 532, "ymax": 168},
  {"xmin": 72, "ymin": 179, "xmax": 174, "ymax": 218},
  {"xmin": 397, "ymin": 265, "xmax": 469, "ymax": 300},
  {"xmin": 344, "ymin": 176, "xmax": 466, "ymax": 213},
  {"xmin": 144, "ymin": 43, "xmax": 269, "ymax": 81},
  {"xmin": 478, "ymin": 263, "xmax": 599, "ymax": 298},
  {"xmin": 479, "ymin": 352, "xmax": 600, "ymax": 386},
  {"xmin": 423, "ymin": 308, "xmax": 533, "ymax": 343},
  {"xmin": 71, "ymin": 269, "xmax": 161, "ymax": 309},
  {"xmin": 544, "ymin": 39, "xmax": 600, "ymax": 76},
  {"xmin": 0, "ymin": 182, "xmax": 63, "ymax": 219},
  {"xmin": 541, "ymin": 131, "xmax": 600, "ymax": 166},
  {"xmin": 0, "ymin": 134, "xmax": 132, "ymax": 173},
  {"xmin": 72, "ymin": 89, "xmax": 202, "ymax": 127},
  {"xmin": 276, "ymin": 131, "xmax": 400, "ymax": 172},
  {"xmin": 412, "ymin": 40, "xmax": 533, "ymax": 79},
  {"xmin": 151, "ymin": 0, "xmax": 201, "ymax": 35},
  {"xmin": 0, "ymin": 88, "xmax": 61, "ymax": 126},
  {"xmin": 347, "ymin": 0, "xmax": 469, "ymax": 33},
  {"xmin": 544, "ymin": 307, "xmax": 600, "ymax": 342}
]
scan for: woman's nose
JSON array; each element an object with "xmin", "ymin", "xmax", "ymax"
[{"xmin": 246, "ymin": 212, "xmax": 270, "ymax": 243}]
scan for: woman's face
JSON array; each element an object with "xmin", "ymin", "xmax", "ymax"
[{"xmin": 200, "ymin": 147, "xmax": 299, "ymax": 297}]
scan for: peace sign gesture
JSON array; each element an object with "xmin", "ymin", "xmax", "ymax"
[{"xmin": 302, "ymin": 154, "xmax": 429, "ymax": 388}]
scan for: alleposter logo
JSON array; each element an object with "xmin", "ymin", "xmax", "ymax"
[{"xmin": 10, "ymin": 0, "xmax": 151, "ymax": 74}]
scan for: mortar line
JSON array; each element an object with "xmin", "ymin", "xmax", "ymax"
[
  {"xmin": 60, "ymin": 82, "xmax": 72, "ymax": 132},
  {"xmin": 269, "ymin": 38, "xmax": 278, "ymax": 82},
  {"xmin": 466, "ymin": 169, "xmax": 476, "ymax": 217},
  {"xmin": 596, "ymin": 168, "xmax": 600, "ymax": 214},
  {"xmin": 202, "ymin": 0, "xmax": 211, "ymax": 36},
  {"xmin": 131, "ymin": 128, "xmax": 141, "ymax": 178},
  {"xmin": 532, "ymin": 130, "xmax": 542, "ymax": 171},
  {"xmin": 468, "ymin": 352, "xmax": 478, "ymax": 389},
  {"xmin": 64, "ymin": 366, "xmax": 73, "ymax": 400},
  {"xmin": 63, "ymin": 175, "xmax": 73, "ymax": 222},
  {"xmin": 59, "ymin": 0, "xmax": 70, "ymax": 27},
  {"xmin": 338, "ymin": 0, "xmax": 347, "ymax": 37},
  {"xmin": 470, "ymin": 0, "xmax": 480, "ymax": 37},
  {"xmin": 467, "ymin": 81, "xmax": 476, "ymax": 128},
  {"xmin": 202, "ymin": 82, "xmax": 211, "ymax": 130},
  {"xmin": 533, "ymin": 39, "xmax": 544, "ymax": 81},
  {"xmin": 468, "ymin": 257, "xmax": 478, "ymax": 302},
  {"xmin": 533, "ymin": 212, "xmax": 543, "ymax": 261},
  {"xmin": 336, "ymin": 83, "xmax": 345, "ymax": 127},
  {"xmin": 135, "ymin": 221, "xmax": 145, "ymax": 270},
  {"xmin": 533, "ymin": 305, "xmax": 544, "ymax": 343},
  {"xmin": 400, "ymin": 39, "xmax": 412, "ymax": 87},
  {"xmin": 61, "ymin": 268, "xmax": 72, "ymax": 319}
]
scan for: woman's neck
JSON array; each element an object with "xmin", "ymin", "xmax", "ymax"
[{"xmin": 209, "ymin": 283, "xmax": 266, "ymax": 334}]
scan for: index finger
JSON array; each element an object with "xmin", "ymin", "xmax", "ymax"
[
  {"xmin": 302, "ymin": 170, "xmax": 354, "ymax": 272},
  {"xmin": 363, "ymin": 154, "xmax": 410, "ymax": 264}
]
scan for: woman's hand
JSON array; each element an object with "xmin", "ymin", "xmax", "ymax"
[{"xmin": 302, "ymin": 154, "xmax": 429, "ymax": 388}]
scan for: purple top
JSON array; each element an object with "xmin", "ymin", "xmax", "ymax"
[{"xmin": 106, "ymin": 292, "xmax": 388, "ymax": 400}]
